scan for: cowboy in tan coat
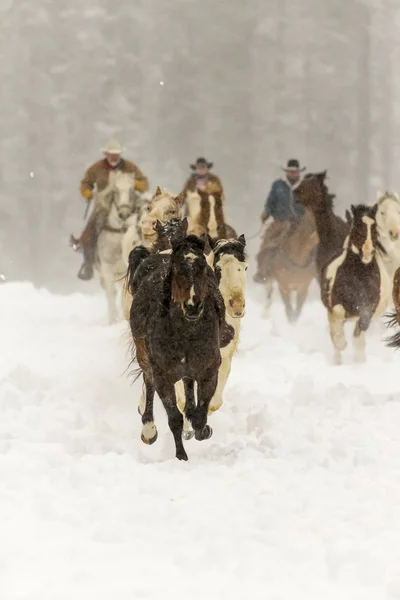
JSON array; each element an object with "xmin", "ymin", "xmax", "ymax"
[
  {"xmin": 73, "ymin": 139, "xmax": 149, "ymax": 280},
  {"xmin": 180, "ymin": 157, "xmax": 225, "ymax": 201}
]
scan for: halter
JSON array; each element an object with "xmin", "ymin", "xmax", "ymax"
[{"xmin": 103, "ymin": 188, "xmax": 139, "ymax": 233}]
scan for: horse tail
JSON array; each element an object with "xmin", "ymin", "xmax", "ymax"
[
  {"xmin": 384, "ymin": 310, "xmax": 400, "ymax": 349},
  {"xmin": 126, "ymin": 245, "xmax": 151, "ymax": 295}
]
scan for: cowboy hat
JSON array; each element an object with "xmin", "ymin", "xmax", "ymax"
[
  {"xmin": 281, "ymin": 158, "xmax": 306, "ymax": 172},
  {"xmin": 101, "ymin": 139, "xmax": 124, "ymax": 154},
  {"xmin": 190, "ymin": 157, "xmax": 213, "ymax": 170}
]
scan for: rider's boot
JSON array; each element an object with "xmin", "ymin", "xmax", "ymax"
[{"xmin": 78, "ymin": 245, "xmax": 95, "ymax": 280}]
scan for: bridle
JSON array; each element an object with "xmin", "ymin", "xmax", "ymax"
[{"xmin": 103, "ymin": 188, "xmax": 139, "ymax": 233}]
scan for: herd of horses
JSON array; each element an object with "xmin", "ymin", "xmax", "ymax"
[
  {"xmin": 69, "ymin": 169, "xmax": 400, "ymax": 459},
  {"xmin": 256, "ymin": 171, "xmax": 400, "ymax": 363},
  {"xmin": 71, "ymin": 171, "xmax": 247, "ymax": 460}
]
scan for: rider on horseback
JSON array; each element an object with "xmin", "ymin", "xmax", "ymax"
[
  {"xmin": 180, "ymin": 157, "xmax": 225, "ymax": 200},
  {"xmin": 72, "ymin": 139, "xmax": 149, "ymax": 280},
  {"xmin": 254, "ymin": 159, "xmax": 306, "ymax": 282}
]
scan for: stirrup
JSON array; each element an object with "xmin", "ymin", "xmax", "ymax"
[{"xmin": 69, "ymin": 234, "xmax": 81, "ymax": 252}]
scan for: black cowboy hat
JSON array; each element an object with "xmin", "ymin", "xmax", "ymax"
[
  {"xmin": 190, "ymin": 157, "xmax": 213, "ymax": 170},
  {"xmin": 281, "ymin": 158, "xmax": 306, "ymax": 172}
]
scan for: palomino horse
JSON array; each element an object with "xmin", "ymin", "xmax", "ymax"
[
  {"xmin": 375, "ymin": 191, "xmax": 400, "ymax": 281},
  {"xmin": 129, "ymin": 233, "xmax": 232, "ymax": 461},
  {"xmin": 322, "ymin": 204, "xmax": 390, "ymax": 364},
  {"xmin": 185, "ymin": 190, "xmax": 237, "ymax": 240},
  {"xmin": 257, "ymin": 209, "xmax": 318, "ymax": 323},
  {"xmin": 292, "ymin": 172, "xmax": 350, "ymax": 280},
  {"xmin": 95, "ymin": 171, "xmax": 142, "ymax": 324},
  {"xmin": 140, "ymin": 186, "xmax": 184, "ymax": 248}
]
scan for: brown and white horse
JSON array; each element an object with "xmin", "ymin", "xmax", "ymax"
[
  {"xmin": 174, "ymin": 235, "xmax": 248, "ymax": 437},
  {"xmin": 322, "ymin": 204, "xmax": 390, "ymax": 364},
  {"xmin": 185, "ymin": 190, "xmax": 237, "ymax": 241}
]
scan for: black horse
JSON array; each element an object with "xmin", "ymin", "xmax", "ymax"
[{"xmin": 128, "ymin": 232, "xmax": 232, "ymax": 461}]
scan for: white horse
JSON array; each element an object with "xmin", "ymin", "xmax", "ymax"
[
  {"xmin": 96, "ymin": 171, "xmax": 142, "ymax": 324},
  {"xmin": 376, "ymin": 190, "xmax": 400, "ymax": 281}
]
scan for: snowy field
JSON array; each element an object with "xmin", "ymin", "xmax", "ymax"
[{"xmin": 2, "ymin": 280, "xmax": 400, "ymax": 600}]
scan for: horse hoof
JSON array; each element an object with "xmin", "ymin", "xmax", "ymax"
[
  {"xmin": 141, "ymin": 423, "xmax": 158, "ymax": 445},
  {"xmin": 195, "ymin": 425, "xmax": 213, "ymax": 441},
  {"xmin": 182, "ymin": 429, "xmax": 195, "ymax": 441},
  {"xmin": 176, "ymin": 449, "xmax": 189, "ymax": 461}
]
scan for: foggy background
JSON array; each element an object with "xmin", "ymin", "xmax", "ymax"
[{"xmin": 0, "ymin": 0, "xmax": 398, "ymax": 289}]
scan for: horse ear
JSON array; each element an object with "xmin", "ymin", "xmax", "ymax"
[
  {"xmin": 155, "ymin": 186, "xmax": 162, "ymax": 196},
  {"xmin": 351, "ymin": 204, "xmax": 356, "ymax": 215},
  {"xmin": 155, "ymin": 220, "xmax": 163, "ymax": 233},
  {"xmin": 371, "ymin": 203, "xmax": 378, "ymax": 218},
  {"xmin": 238, "ymin": 234, "xmax": 246, "ymax": 247},
  {"xmin": 180, "ymin": 217, "xmax": 189, "ymax": 235},
  {"xmin": 316, "ymin": 170, "xmax": 327, "ymax": 181},
  {"xmin": 175, "ymin": 191, "xmax": 185, "ymax": 206},
  {"xmin": 345, "ymin": 209, "xmax": 352, "ymax": 224},
  {"xmin": 377, "ymin": 190, "xmax": 383, "ymax": 201},
  {"xmin": 206, "ymin": 234, "xmax": 217, "ymax": 250},
  {"xmin": 200, "ymin": 233, "xmax": 212, "ymax": 255}
]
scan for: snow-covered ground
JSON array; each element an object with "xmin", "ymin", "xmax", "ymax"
[{"xmin": 2, "ymin": 280, "xmax": 400, "ymax": 599}]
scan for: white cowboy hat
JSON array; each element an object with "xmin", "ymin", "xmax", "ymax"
[{"xmin": 101, "ymin": 139, "xmax": 124, "ymax": 154}]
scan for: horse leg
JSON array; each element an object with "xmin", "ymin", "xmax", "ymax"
[
  {"xmin": 175, "ymin": 379, "xmax": 195, "ymax": 440},
  {"xmin": 293, "ymin": 286, "xmax": 308, "ymax": 322},
  {"xmin": 140, "ymin": 375, "xmax": 158, "ymax": 445},
  {"xmin": 101, "ymin": 265, "xmax": 119, "ymax": 325},
  {"xmin": 327, "ymin": 305, "xmax": 346, "ymax": 365},
  {"xmin": 192, "ymin": 371, "xmax": 218, "ymax": 441},
  {"xmin": 155, "ymin": 378, "xmax": 188, "ymax": 461},
  {"xmin": 279, "ymin": 284, "xmax": 296, "ymax": 323},
  {"xmin": 262, "ymin": 277, "xmax": 274, "ymax": 318},
  {"xmin": 353, "ymin": 310, "xmax": 372, "ymax": 364},
  {"xmin": 208, "ymin": 350, "xmax": 232, "ymax": 415}
]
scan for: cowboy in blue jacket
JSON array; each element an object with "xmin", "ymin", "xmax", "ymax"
[
  {"xmin": 254, "ymin": 159, "xmax": 307, "ymax": 282},
  {"xmin": 261, "ymin": 159, "xmax": 305, "ymax": 223}
]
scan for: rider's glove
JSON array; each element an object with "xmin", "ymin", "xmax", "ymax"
[
  {"xmin": 260, "ymin": 211, "xmax": 268, "ymax": 223},
  {"xmin": 134, "ymin": 179, "xmax": 147, "ymax": 192},
  {"xmin": 82, "ymin": 188, "xmax": 93, "ymax": 201}
]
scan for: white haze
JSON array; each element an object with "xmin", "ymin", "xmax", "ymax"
[{"xmin": 0, "ymin": 0, "xmax": 399, "ymax": 287}]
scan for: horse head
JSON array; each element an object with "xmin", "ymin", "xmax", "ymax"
[
  {"xmin": 349, "ymin": 204, "xmax": 378, "ymax": 264},
  {"xmin": 375, "ymin": 190, "xmax": 400, "ymax": 243},
  {"xmin": 293, "ymin": 171, "xmax": 328, "ymax": 209},
  {"xmin": 99, "ymin": 171, "xmax": 139, "ymax": 223},
  {"xmin": 209, "ymin": 234, "xmax": 247, "ymax": 318},
  {"xmin": 170, "ymin": 234, "xmax": 208, "ymax": 322},
  {"xmin": 141, "ymin": 186, "xmax": 184, "ymax": 244},
  {"xmin": 154, "ymin": 217, "xmax": 189, "ymax": 252}
]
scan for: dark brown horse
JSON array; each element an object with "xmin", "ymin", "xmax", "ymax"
[
  {"xmin": 128, "ymin": 233, "xmax": 233, "ymax": 461},
  {"xmin": 292, "ymin": 171, "xmax": 350, "ymax": 280},
  {"xmin": 185, "ymin": 189, "xmax": 237, "ymax": 241},
  {"xmin": 321, "ymin": 204, "xmax": 390, "ymax": 364},
  {"xmin": 256, "ymin": 208, "xmax": 318, "ymax": 323}
]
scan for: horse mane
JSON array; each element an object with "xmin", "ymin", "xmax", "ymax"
[{"xmin": 212, "ymin": 237, "xmax": 247, "ymax": 262}]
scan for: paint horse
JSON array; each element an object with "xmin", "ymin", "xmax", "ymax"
[
  {"xmin": 174, "ymin": 234, "xmax": 248, "ymax": 438},
  {"xmin": 129, "ymin": 233, "xmax": 233, "ymax": 461},
  {"xmin": 322, "ymin": 204, "xmax": 390, "ymax": 364},
  {"xmin": 385, "ymin": 267, "xmax": 400, "ymax": 348},
  {"xmin": 185, "ymin": 190, "xmax": 237, "ymax": 241}
]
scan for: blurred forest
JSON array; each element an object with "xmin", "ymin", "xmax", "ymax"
[{"xmin": 0, "ymin": 0, "xmax": 399, "ymax": 287}]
